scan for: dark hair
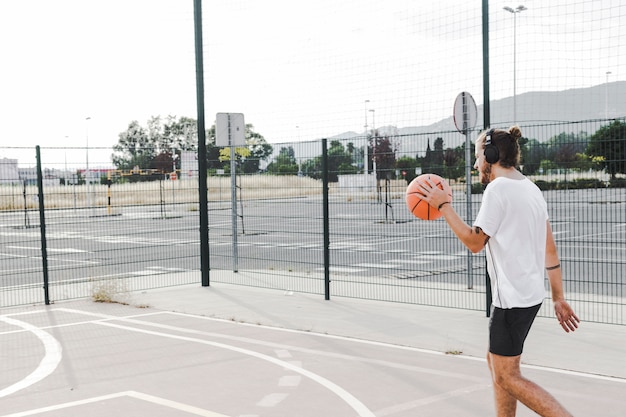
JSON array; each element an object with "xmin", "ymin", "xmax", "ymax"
[{"xmin": 480, "ymin": 125, "xmax": 521, "ymax": 168}]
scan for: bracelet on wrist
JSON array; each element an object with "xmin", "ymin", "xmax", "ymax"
[
  {"xmin": 546, "ymin": 263, "xmax": 560, "ymax": 271},
  {"xmin": 437, "ymin": 201, "xmax": 450, "ymax": 210}
]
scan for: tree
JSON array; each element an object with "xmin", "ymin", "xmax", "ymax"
[
  {"xmin": 300, "ymin": 140, "xmax": 356, "ymax": 182},
  {"xmin": 241, "ymin": 125, "xmax": 273, "ymax": 173},
  {"xmin": 396, "ymin": 156, "xmax": 417, "ymax": 184},
  {"xmin": 586, "ymin": 120, "xmax": 626, "ymax": 179},
  {"xmin": 267, "ymin": 146, "xmax": 299, "ymax": 175},
  {"xmin": 432, "ymin": 137, "xmax": 444, "ymax": 176},
  {"xmin": 521, "ymin": 138, "xmax": 546, "ymax": 175},
  {"xmin": 546, "ymin": 131, "xmax": 590, "ymax": 170},
  {"xmin": 422, "ymin": 139, "xmax": 433, "ymax": 174},
  {"xmin": 213, "ymin": 124, "xmax": 273, "ymax": 173},
  {"xmin": 112, "ymin": 120, "xmax": 155, "ymax": 170},
  {"xmin": 328, "ymin": 140, "xmax": 357, "ymax": 181},
  {"xmin": 113, "ymin": 117, "xmax": 272, "ymax": 175},
  {"xmin": 443, "ymin": 145, "xmax": 464, "ymax": 180},
  {"xmin": 371, "ymin": 134, "xmax": 397, "ymax": 180}
]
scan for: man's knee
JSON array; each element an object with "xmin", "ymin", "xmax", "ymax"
[{"xmin": 489, "ymin": 354, "xmax": 522, "ymax": 388}]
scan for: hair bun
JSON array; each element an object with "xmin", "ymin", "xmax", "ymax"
[{"xmin": 508, "ymin": 125, "xmax": 522, "ymax": 141}]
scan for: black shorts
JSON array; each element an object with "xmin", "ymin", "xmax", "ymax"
[{"xmin": 489, "ymin": 303, "xmax": 542, "ymax": 357}]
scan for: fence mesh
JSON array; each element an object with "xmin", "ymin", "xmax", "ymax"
[{"xmin": 0, "ymin": 1, "xmax": 625, "ymax": 324}]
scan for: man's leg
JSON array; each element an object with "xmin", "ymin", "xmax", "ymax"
[
  {"xmin": 487, "ymin": 352, "xmax": 517, "ymax": 417},
  {"xmin": 488, "ymin": 352, "xmax": 573, "ymax": 417}
]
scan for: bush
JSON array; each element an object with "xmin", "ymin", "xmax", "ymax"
[
  {"xmin": 608, "ymin": 177, "xmax": 626, "ymax": 188},
  {"xmin": 471, "ymin": 183, "xmax": 485, "ymax": 194},
  {"xmin": 571, "ymin": 178, "xmax": 605, "ymax": 189}
]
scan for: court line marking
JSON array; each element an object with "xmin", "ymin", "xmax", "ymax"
[
  {"xmin": 161, "ymin": 311, "xmax": 626, "ymax": 385},
  {"xmin": 0, "ymin": 316, "xmax": 62, "ymax": 399},
  {"xmin": 0, "ymin": 390, "xmax": 231, "ymax": 417},
  {"xmin": 54, "ymin": 307, "xmax": 626, "ymax": 385},
  {"xmin": 33, "ymin": 308, "xmax": 374, "ymax": 417},
  {"xmin": 52, "ymin": 308, "xmax": 483, "ymax": 383},
  {"xmin": 93, "ymin": 320, "xmax": 376, "ymax": 417}
]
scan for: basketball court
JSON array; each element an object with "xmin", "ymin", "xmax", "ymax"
[{"xmin": 1, "ymin": 283, "xmax": 625, "ymax": 417}]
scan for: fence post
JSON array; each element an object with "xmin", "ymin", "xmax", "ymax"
[
  {"xmin": 36, "ymin": 146, "xmax": 50, "ymax": 305},
  {"xmin": 194, "ymin": 0, "xmax": 210, "ymax": 286},
  {"xmin": 322, "ymin": 138, "xmax": 330, "ymax": 300},
  {"xmin": 482, "ymin": 0, "xmax": 491, "ymax": 317},
  {"xmin": 486, "ymin": 267, "xmax": 492, "ymax": 317}
]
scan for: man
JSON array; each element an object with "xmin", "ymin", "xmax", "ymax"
[{"xmin": 418, "ymin": 126, "xmax": 580, "ymax": 417}]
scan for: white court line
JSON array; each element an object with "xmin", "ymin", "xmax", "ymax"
[
  {"xmin": 13, "ymin": 307, "xmax": 626, "ymax": 385},
  {"xmin": 0, "ymin": 316, "xmax": 62, "ymax": 399},
  {"xmin": 0, "ymin": 391, "xmax": 232, "ymax": 417},
  {"xmin": 42, "ymin": 308, "xmax": 375, "ymax": 417},
  {"xmin": 6, "ymin": 246, "xmax": 88, "ymax": 253},
  {"xmin": 93, "ymin": 320, "xmax": 377, "ymax": 417},
  {"xmin": 161, "ymin": 311, "xmax": 626, "ymax": 385}
]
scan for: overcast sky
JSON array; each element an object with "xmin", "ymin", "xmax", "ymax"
[{"xmin": 1, "ymin": 0, "xmax": 623, "ymax": 168}]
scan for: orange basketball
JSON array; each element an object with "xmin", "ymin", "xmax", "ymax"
[{"xmin": 405, "ymin": 174, "xmax": 452, "ymax": 220}]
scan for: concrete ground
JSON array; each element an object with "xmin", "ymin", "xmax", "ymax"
[{"xmin": 1, "ymin": 273, "xmax": 625, "ymax": 417}]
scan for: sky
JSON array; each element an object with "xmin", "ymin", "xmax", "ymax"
[{"xmin": 0, "ymin": 0, "xmax": 624, "ymax": 169}]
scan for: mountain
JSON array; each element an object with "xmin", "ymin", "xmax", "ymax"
[
  {"xmin": 395, "ymin": 81, "xmax": 626, "ymax": 140},
  {"xmin": 283, "ymin": 82, "xmax": 625, "ymax": 162},
  {"xmin": 332, "ymin": 81, "xmax": 626, "ymax": 141}
]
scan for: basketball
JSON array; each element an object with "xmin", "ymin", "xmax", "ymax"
[{"xmin": 405, "ymin": 174, "xmax": 452, "ymax": 220}]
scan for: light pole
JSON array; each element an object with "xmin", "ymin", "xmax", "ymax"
[
  {"xmin": 369, "ymin": 109, "xmax": 377, "ymax": 189},
  {"xmin": 605, "ymin": 71, "xmax": 612, "ymax": 120},
  {"xmin": 369, "ymin": 109, "xmax": 376, "ymax": 134},
  {"xmin": 503, "ymin": 5, "xmax": 527, "ymax": 124},
  {"xmin": 85, "ymin": 116, "xmax": 91, "ymax": 211},
  {"xmin": 364, "ymin": 100, "xmax": 370, "ymax": 175}
]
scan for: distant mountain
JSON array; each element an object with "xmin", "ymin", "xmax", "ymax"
[
  {"xmin": 288, "ymin": 82, "xmax": 625, "ymax": 161},
  {"xmin": 333, "ymin": 81, "xmax": 626, "ymax": 142},
  {"xmin": 408, "ymin": 81, "xmax": 625, "ymax": 137}
]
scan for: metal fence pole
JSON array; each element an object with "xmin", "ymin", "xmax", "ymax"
[
  {"xmin": 194, "ymin": 0, "xmax": 210, "ymax": 286},
  {"xmin": 322, "ymin": 138, "xmax": 330, "ymax": 300},
  {"xmin": 482, "ymin": 0, "xmax": 492, "ymax": 317},
  {"xmin": 36, "ymin": 146, "xmax": 50, "ymax": 305}
]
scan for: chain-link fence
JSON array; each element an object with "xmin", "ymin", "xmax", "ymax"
[{"xmin": 1, "ymin": 119, "xmax": 624, "ymax": 325}]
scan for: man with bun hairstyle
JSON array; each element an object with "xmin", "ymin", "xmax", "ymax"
[{"xmin": 418, "ymin": 125, "xmax": 580, "ymax": 417}]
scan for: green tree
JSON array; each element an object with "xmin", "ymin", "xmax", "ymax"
[
  {"xmin": 267, "ymin": 146, "xmax": 299, "ymax": 175},
  {"xmin": 546, "ymin": 131, "xmax": 590, "ymax": 170},
  {"xmin": 443, "ymin": 146, "xmax": 464, "ymax": 180},
  {"xmin": 422, "ymin": 139, "xmax": 432, "ymax": 174},
  {"xmin": 240, "ymin": 124, "xmax": 274, "ymax": 173},
  {"xmin": 300, "ymin": 157, "xmax": 321, "ymax": 179},
  {"xmin": 112, "ymin": 120, "xmax": 155, "ymax": 170},
  {"xmin": 328, "ymin": 140, "xmax": 357, "ymax": 181},
  {"xmin": 521, "ymin": 139, "xmax": 546, "ymax": 175},
  {"xmin": 300, "ymin": 140, "xmax": 356, "ymax": 182},
  {"xmin": 586, "ymin": 120, "xmax": 626, "ymax": 179},
  {"xmin": 422, "ymin": 137, "xmax": 444, "ymax": 176},
  {"xmin": 396, "ymin": 156, "xmax": 417, "ymax": 184}
]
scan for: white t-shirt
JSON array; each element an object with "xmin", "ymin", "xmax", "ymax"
[{"xmin": 474, "ymin": 177, "xmax": 548, "ymax": 309}]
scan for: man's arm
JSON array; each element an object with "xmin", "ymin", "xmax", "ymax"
[
  {"xmin": 545, "ymin": 221, "xmax": 580, "ymax": 332},
  {"xmin": 438, "ymin": 204, "xmax": 490, "ymax": 253},
  {"xmin": 417, "ymin": 178, "xmax": 489, "ymax": 253}
]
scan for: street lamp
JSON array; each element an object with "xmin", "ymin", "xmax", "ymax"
[
  {"xmin": 605, "ymin": 71, "xmax": 612, "ymax": 120},
  {"xmin": 85, "ymin": 116, "xmax": 91, "ymax": 210},
  {"xmin": 364, "ymin": 100, "xmax": 370, "ymax": 175},
  {"xmin": 369, "ymin": 109, "xmax": 376, "ymax": 134},
  {"xmin": 503, "ymin": 5, "xmax": 527, "ymax": 124},
  {"xmin": 369, "ymin": 109, "xmax": 377, "ymax": 184}
]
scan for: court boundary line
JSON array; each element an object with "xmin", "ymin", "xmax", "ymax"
[{"xmin": 0, "ymin": 390, "xmax": 231, "ymax": 417}]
